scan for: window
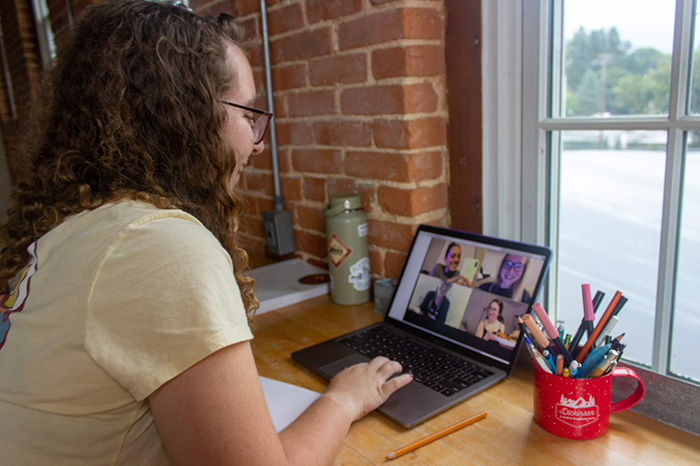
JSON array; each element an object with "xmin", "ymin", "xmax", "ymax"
[{"xmin": 519, "ymin": 0, "xmax": 700, "ymax": 387}]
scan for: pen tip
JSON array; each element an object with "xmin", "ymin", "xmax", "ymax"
[{"xmin": 387, "ymin": 453, "xmax": 396, "ymax": 460}]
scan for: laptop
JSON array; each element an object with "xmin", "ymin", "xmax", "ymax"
[{"xmin": 292, "ymin": 224, "xmax": 552, "ymax": 428}]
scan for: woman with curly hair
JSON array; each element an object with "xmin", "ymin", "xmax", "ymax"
[{"xmin": 0, "ymin": 2, "xmax": 411, "ymax": 465}]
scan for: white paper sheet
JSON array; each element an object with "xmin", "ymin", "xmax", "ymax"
[{"xmin": 260, "ymin": 376, "xmax": 321, "ymax": 432}]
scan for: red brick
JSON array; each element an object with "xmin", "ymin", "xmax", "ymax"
[
  {"xmin": 344, "ymin": 151, "xmax": 411, "ymax": 182},
  {"xmin": 271, "ymin": 27, "xmax": 332, "ymax": 63},
  {"xmin": 279, "ymin": 149, "xmax": 293, "ymax": 172},
  {"xmin": 295, "ymin": 230, "xmax": 327, "ymax": 260},
  {"xmin": 368, "ymin": 220, "xmax": 416, "ymax": 251},
  {"xmin": 272, "ymin": 63, "xmax": 307, "ymax": 90},
  {"xmin": 268, "ymin": 3, "xmax": 304, "ymax": 36},
  {"xmin": 281, "ymin": 176, "xmax": 303, "ymax": 201},
  {"xmin": 296, "ymin": 205, "xmax": 326, "ymax": 232},
  {"xmin": 408, "ymin": 151, "xmax": 443, "ymax": 181},
  {"xmin": 303, "ymin": 177, "xmax": 326, "ymax": 202},
  {"xmin": 292, "ymin": 148, "xmax": 343, "ymax": 174},
  {"xmin": 250, "ymin": 148, "xmax": 272, "ymax": 170},
  {"xmin": 306, "ymin": 0, "xmax": 363, "ymax": 23},
  {"xmin": 245, "ymin": 172, "xmax": 274, "ymax": 196},
  {"xmin": 358, "ymin": 184, "xmax": 375, "ymax": 213},
  {"xmin": 372, "ymin": 118, "xmax": 446, "ymax": 149},
  {"xmin": 276, "ymin": 121, "xmax": 314, "ymax": 146},
  {"xmin": 372, "ymin": 45, "xmax": 445, "ymax": 80},
  {"xmin": 344, "ymin": 150, "xmax": 442, "ymax": 182},
  {"xmin": 341, "ymin": 84, "xmax": 436, "ymax": 115},
  {"xmin": 378, "ymin": 184, "xmax": 448, "ymax": 216},
  {"xmin": 339, "ymin": 8, "xmax": 442, "ymax": 51},
  {"xmin": 287, "ymin": 90, "xmax": 336, "ymax": 117},
  {"xmin": 327, "ymin": 178, "xmax": 357, "ymax": 199},
  {"xmin": 204, "ymin": 0, "xmax": 239, "ymax": 18},
  {"xmin": 238, "ymin": 16, "xmax": 258, "ymax": 39},
  {"xmin": 249, "ymin": 44, "xmax": 263, "ymax": 67},
  {"xmin": 385, "ymin": 251, "xmax": 408, "ymax": 279},
  {"xmin": 235, "ymin": 0, "xmax": 259, "ymax": 16},
  {"xmin": 312, "ymin": 120, "xmax": 371, "ymax": 147},
  {"xmin": 369, "ymin": 248, "xmax": 384, "ymax": 276},
  {"xmin": 309, "ymin": 54, "xmax": 367, "ymax": 86},
  {"xmin": 254, "ymin": 196, "xmax": 275, "ymax": 215}
]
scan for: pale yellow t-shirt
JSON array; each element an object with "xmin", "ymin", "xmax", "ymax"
[{"xmin": 0, "ymin": 201, "xmax": 253, "ymax": 465}]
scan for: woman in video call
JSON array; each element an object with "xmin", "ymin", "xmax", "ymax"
[
  {"xmin": 418, "ymin": 280, "xmax": 453, "ymax": 323},
  {"xmin": 475, "ymin": 299, "xmax": 506, "ymax": 341},
  {"xmin": 479, "ymin": 254, "xmax": 532, "ymax": 302},
  {"xmin": 429, "ymin": 243, "xmax": 468, "ymax": 286}
]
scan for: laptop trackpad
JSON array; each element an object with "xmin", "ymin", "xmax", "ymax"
[{"xmin": 319, "ymin": 354, "xmax": 370, "ymax": 378}]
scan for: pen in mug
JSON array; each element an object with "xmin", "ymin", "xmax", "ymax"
[
  {"xmin": 589, "ymin": 349, "xmax": 620, "ymax": 378},
  {"xmin": 556, "ymin": 354, "xmax": 564, "ymax": 376},
  {"xmin": 570, "ymin": 285, "xmax": 597, "ymax": 359},
  {"xmin": 521, "ymin": 314, "xmax": 553, "ymax": 353},
  {"xmin": 576, "ymin": 291, "xmax": 623, "ymax": 364},
  {"xmin": 612, "ymin": 295, "xmax": 629, "ymax": 317},
  {"xmin": 532, "ymin": 303, "xmax": 574, "ymax": 366},
  {"xmin": 594, "ymin": 315, "xmax": 620, "ymax": 348},
  {"xmin": 524, "ymin": 334, "xmax": 552, "ymax": 373},
  {"xmin": 542, "ymin": 350, "xmax": 557, "ymax": 373}
]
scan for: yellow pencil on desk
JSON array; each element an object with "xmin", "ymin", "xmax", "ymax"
[{"xmin": 386, "ymin": 411, "xmax": 487, "ymax": 460}]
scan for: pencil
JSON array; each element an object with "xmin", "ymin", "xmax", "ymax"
[{"xmin": 386, "ymin": 411, "xmax": 488, "ymax": 460}]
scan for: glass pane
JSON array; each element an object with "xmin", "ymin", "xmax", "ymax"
[
  {"xmin": 670, "ymin": 133, "xmax": 700, "ymax": 383},
  {"xmin": 554, "ymin": 131, "xmax": 668, "ymax": 368},
  {"xmin": 558, "ymin": 0, "xmax": 674, "ymax": 117},
  {"xmin": 690, "ymin": 2, "xmax": 700, "ymax": 114}
]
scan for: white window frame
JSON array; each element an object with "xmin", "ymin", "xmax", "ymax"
[{"xmin": 483, "ymin": 0, "xmax": 700, "ymax": 432}]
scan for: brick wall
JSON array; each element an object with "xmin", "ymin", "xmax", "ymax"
[
  {"xmin": 1, "ymin": 0, "xmax": 456, "ymax": 281},
  {"xmin": 193, "ymin": 0, "xmax": 451, "ymax": 279}
]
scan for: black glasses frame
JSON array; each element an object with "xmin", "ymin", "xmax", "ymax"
[{"xmin": 220, "ymin": 100, "xmax": 273, "ymax": 144}]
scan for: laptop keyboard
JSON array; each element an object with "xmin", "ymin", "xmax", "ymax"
[{"xmin": 339, "ymin": 326, "xmax": 493, "ymax": 397}]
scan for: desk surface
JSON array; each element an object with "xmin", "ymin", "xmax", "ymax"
[{"xmin": 249, "ymin": 296, "xmax": 700, "ymax": 466}]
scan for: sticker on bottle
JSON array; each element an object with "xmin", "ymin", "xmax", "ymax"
[
  {"xmin": 357, "ymin": 223, "xmax": 368, "ymax": 238},
  {"xmin": 348, "ymin": 257, "xmax": 370, "ymax": 291}
]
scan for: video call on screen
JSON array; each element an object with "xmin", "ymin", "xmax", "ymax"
[{"xmin": 396, "ymin": 235, "xmax": 547, "ymax": 364}]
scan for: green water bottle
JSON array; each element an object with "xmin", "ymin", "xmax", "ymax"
[{"xmin": 324, "ymin": 194, "xmax": 370, "ymax": 305}]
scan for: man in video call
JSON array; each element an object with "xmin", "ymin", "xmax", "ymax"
[{"xmin": 418, "ymin": 281, "xmax": 453, "ymax": 323}]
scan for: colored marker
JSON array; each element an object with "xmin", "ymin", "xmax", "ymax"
[
  {"xmin": 576, "ymin": 291, "xmax": 623, "ymax": 364},
  {"xmin": 532, "ymin": 303, "xmax": 574, "ymax": 366},
  {"xmin": 570, "ymin": 284, "xmax": 597, "ymax": 359},
  {"xmin": 524, "ymin": 334, "xmax": 552, "ymax": 373},
  {"xmin": 521, "ymin": 314, "xmax": 553, "ymax": 352},
  {"xmin": 556, "ymin": 354, "xmax": 564, "ymax": 376}
]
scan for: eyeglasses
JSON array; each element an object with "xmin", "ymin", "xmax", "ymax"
[
  {"xmin": 220, "ymin": 101, "xmax": 273, "ymax": 145},
  {"xmin": 502, "ymin": 260, "xmax": 525, "ymax": 273}
]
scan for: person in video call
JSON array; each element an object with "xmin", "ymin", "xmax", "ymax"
[
  {"xmin": 418, "ymin": 280, "xmax": 453, "ymax": 323},
  {"xmin": 475, "ymin": 299, "xmax": 506, "ymax": 341},
  {"xmin": 0, "ymin": 2, "xmax": 412, "ymax": 465},
  {"xmin": 429, "ymin": 242, "xmax": 469, "ymax": 286},
  {"xmin": 479, "ymin": 254, "xmax": 532, "ymax": 302}
]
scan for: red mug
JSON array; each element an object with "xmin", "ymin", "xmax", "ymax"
[{"xmin": 533, "ymin": 362, "xmax": 645, "ymax": 440}]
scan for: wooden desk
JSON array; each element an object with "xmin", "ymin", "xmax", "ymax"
[{"xmin": 250, "ymin": 296, "xmax": 700, "ymax": 465}]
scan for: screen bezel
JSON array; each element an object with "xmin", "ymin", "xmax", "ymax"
[{"xmin": 383, "ymin": 224, "xmax": 552, "ymax": 374}]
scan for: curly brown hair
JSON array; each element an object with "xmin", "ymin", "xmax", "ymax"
[{"xmin": 0, "ymin": 0, "xmax": 259, "ymax": 315}]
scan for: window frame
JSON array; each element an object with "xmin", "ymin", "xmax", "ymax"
[{"xmin": 480, "ymin": 0, "xmax": 700, "ymax": 433}]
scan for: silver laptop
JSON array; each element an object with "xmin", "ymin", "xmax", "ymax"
[{"xmin": 292, "ymin": 225, "xmax": 551, "ymax": 428}]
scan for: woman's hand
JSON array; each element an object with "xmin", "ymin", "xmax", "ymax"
[
  {"xmin": 323, "ymin": 357, "xmax": 413, "ymax": 421},
  {"xmin": 449, "ymin": 275, "xmax": 470, "ymax": 287}
]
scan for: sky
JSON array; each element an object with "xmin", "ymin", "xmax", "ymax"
[{"xmin": 564, "ymin": 0, "xmax": 677, "ymax": 54}]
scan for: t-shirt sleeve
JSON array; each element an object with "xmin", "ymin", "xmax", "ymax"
[{"xmin": 85, "ymin": 214, "xmax": 253, "ymax": 401}]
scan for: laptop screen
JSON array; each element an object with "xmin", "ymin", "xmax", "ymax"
[{"xmin": 386, "ymin": 225, "xmax": 551, "ymax": 370}]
